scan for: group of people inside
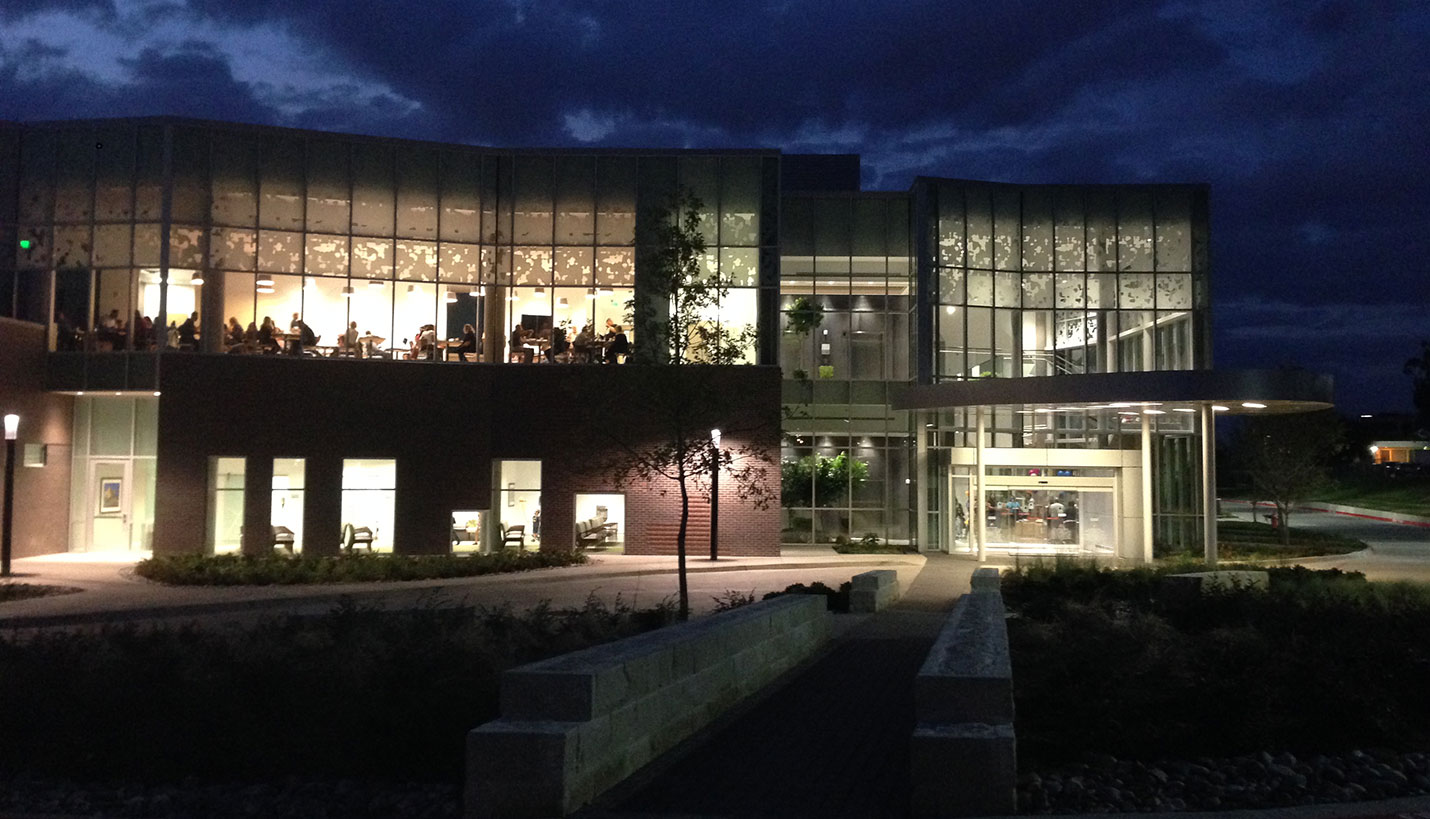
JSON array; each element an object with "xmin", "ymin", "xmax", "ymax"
[
  {"xmin": 222, "ymin": 312, "xmax": 316, "ymax": 356},
  {"xmin": 509, "ymin": 319, "xmax": 630, "ymax": 364},
  {"xmin": 56, "ymin": 309, "xmax": 199, "ymax": 352}
]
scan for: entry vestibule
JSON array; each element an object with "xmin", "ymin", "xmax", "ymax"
[{"xmin": 939, "ymin": 447, "xmax": 1144, "ymax": 561}]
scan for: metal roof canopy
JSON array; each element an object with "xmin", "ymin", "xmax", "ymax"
[{"xmin": 892, "ymin": 369, "xmax": 1334, "ymax": 416}]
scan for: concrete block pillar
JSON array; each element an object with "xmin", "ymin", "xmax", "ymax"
[
  {"xmin": 303, "ymin": 453, "xmax": 343, "ymax": 556},
  {"xmin": 240, "ymin": 455, "xmax": 273, "ymax": 556}
]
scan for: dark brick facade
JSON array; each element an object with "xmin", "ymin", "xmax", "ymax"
[
  {"xmin": 0, "ymin": 318, "xmax": 74, "ymax": 559},
  {"xmin": 151, "ymin": 356, "xmax": 782, "ymax": 557}
]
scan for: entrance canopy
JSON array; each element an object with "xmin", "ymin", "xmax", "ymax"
[{"xmin": 892, "ymin": 369, "xmax": 1333, "ymax": 415}]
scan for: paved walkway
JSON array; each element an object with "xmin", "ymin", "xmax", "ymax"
[
  {"xmin": 0, "ymin": 547, "xmax": 928, "ymax": 629},
  {"xmin": 590, "ymin": 553, "xmax": 974, "ymax": 818}
]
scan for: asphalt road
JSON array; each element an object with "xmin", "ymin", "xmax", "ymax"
[{"xmin": 1276, "ymin": 508, "xmax": 1430, "ymax": 583}]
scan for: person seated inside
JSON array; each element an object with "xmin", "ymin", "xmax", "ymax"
[
  {"xmin": 258, "ymin": 316, "xmax": 281, "ymax": 354},
  {"xmin": 572, "ymin": 323, "xmax": 596, "ymax": 363},
  {"xmin": 224, "ymin": 317, "xmax": 244, "ymax": 351},
  {"xmin": 544, "ymin": 324, "xmax": 570, "ymax": 363},
  {"xmin": 178, "ymin": 312, "xmax": 199, "ymax": 350},
  {"xmin": 604, "ymin": 324, "xmax": 630, "ymax": 364},
  {"xmin": 243, "ymin": 321, "xmax": 259, "ymax": 353},
  {"xmin": 289, "ymin": 312, "xmax": 316, "ymax": 356},
  {"xmin": 453, "ymin": 323, "xmax": 478, "ymax": 361},
  {"xmin": 419, "ymin": 324, "xmax": 437, "ymax": 358},
  {"xmin": 339, "ymin": 321, "xmax": 360, "ymax": 357},
  {"xmin": 508, "ymin": 324, "xmax": 530, "ymax": 362}
]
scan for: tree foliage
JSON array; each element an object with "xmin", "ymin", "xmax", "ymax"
[
  {"xmin": 780, "ymin": 451, "xmax": 870, "ymax": 507},
  {"xmin": 1233, "ymin": 410, "xmax": 1344, "ymax": 544},
  {"xmin": 597, "ymin": 187, "xmax": 773, "ymax": 620},
  {"xmin": 631, "ymin": 187, "xmax": 758, "ymax": 365}
]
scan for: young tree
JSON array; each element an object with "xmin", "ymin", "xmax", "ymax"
[
  {"xmin": 595, "ymin": 187, "xmax": 773, "ymax": 620},
  {"xmin": 1234, "ymin": 410, "xmax": 1344, "ymax": 545}
]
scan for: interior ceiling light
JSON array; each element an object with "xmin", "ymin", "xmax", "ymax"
[
  {"xmin": 1242, "ymin": 402, "xmax": 1267, "ymax": 409},
  {"xmin": 944, "ymin": 305, "xmax": 957, "ymax": 315},
  {"xmin": 1143, "ymin": 409, "xmax": 1167, "ymax": 415},
  {"xmin": 444, "ymin": 291, "xmax": 457, "ymax": 303},
  {"xmin": 586, "ymin": 288, "xmax": 597, "ymax": 299},
  {"xmin": 469, "ymin": 287, "xmax": 483, "ymax": 297},
  {"xmin": 535, "ymin": 286, "xmax": 545, "ymax": 295},
  {"xmin": 598, "ymin": 286, "xmax": 613, "ymax": 295},
  {"xmin": 342, "ymin": 286, "xmax": 354, "ymax": 297},
  {"xmin": 256, "ymin": 276, "xmax": 275, "ymax": 287},
  {"xmin": 1212, "ymin": 405, "xmax": 1230, "ymax": 412},
  {"xmin": 557, "ymin": 297, "xmax": 569, "ymax": 307},
  {"xmin": 256, "ymin": 286, "xmax": 275, "ymax": 294},
  {"xmin": 1173, "ymin": 408, "xmax": 1198, "ymax": 413},
  {"xmin": 368, "ymin": 278, "xmax": 384, "ymax": 288},
  {"xmin": 407, "ymin": 284, "xmax": 418, "ymax": 293},
  {"xmin": 190, "ymin": 274, "xmax": 204, "ymax": 286},
  {"xmin": 1109, "ymin": 402, "xmax": 1133, "ymax": 408},
  {"xmin": 1118, "ymin": 411, "xmax": 1140, "ymax": 416}
]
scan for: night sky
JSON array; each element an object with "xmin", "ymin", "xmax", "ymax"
[{"xmin": 2, "ymin": 0, "xmax": 1425, "ymax": 414}]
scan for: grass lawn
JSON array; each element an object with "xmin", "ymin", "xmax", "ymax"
[
  {"xmin": 1309, "ymin": 474, "xmax": 1430, "ymax": 518},
  {"xmin": 1213, "ymin": 520, "xmax": 1367, "ymax": 559},
  {"xmin": 1003, "ymin": 562, "xmax": 1430, "ymax": 768}
]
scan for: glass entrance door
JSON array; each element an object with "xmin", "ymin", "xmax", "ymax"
[
  {"xmin": 88, "ymin": 460, "xmax": 133, "ymax": 552},
  {"xmin": 979, "ymin": 476, "xmax": 1117, "ymax": 558}
]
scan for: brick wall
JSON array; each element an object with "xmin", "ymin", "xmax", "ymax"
[
  {"xmin": 0, "ymin": 318, "xmax": 74, "ymax": 559},
  {"xmin": 152, "ymin": 357, "xmax": 781, "ymax": 557}
]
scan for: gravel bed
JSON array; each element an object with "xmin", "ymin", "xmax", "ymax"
[
  {"xmin": 1020, "ymin": 749, "xmax": 1430, "ymax": 814},
  {"xmin": 0, "ymin": 774, "xmax": 459, "ymax": 818}
]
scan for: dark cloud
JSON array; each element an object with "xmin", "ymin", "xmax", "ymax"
[{"xmin": 0, "ymin": 0, "xmax": 1426, "ymax": 412}]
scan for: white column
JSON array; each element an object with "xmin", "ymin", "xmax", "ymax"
[
  {"xmin": 975, "ymin": 407, "xmax": 987, "ymax": 563},
  {"xmin": 1140, "ymin": 412, "xmax": 1154, "ymax": 563},
  {"xmin": 915, "ymin": 415, "xmax": 929, "ymax": 552},
  {"xmin": 1201, "ymin": 404, "xmax": 1218, "ymax": 565}
]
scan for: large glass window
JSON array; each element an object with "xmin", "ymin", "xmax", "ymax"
[
  {"xmin": 271, "ymin": 458, "xmax": 306, "ymax": 553},
  {"xmin": 495, "ymin": 460, "xmax": 541, "ymax": 546},
  {"xmin": 208, "ymin": 457, "xmax": 245, "ymax": 554},
  {"xmin": 341, "ymin": 459, "xmax": 395, "ymax": 552}
]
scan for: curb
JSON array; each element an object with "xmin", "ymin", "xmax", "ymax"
[{"xmin": 1225, "ymin": 499, "xmax": 1430, "ymax": 528}]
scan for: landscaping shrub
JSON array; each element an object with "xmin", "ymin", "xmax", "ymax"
[
  {"xmin": 0, "ymin": 583, "xmax": 79, "ymax": 603},
  {"xmin": 1004, "ymin": 561, "xmax": 1430, "ymax": 767},
  {"xmin": 134, "ymin": 550, "xmax": 587, "ymax": 585},
  {"xmin": 763, "ymin": 581, "xmax": 852, "ymax": 612},
  {"xmin": 0, "ymin": 595, "xmax": 674, "ymax": 783}
]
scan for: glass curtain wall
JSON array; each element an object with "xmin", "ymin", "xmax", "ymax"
[
  {"xmin": 930, "ymin": 181, "xmax": 1207, "ymax": 385},
  {"xmin": 779, "ymin": 194, "xmax": 914, "ymax": 546},
  {"xmin": 16, "ymin": 122, "xmax": 776, "ymax": 363}
]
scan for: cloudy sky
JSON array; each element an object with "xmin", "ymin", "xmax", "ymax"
[{"xmin": 2, "ymin": 0, "xmax": 1425, "ymax": 413}]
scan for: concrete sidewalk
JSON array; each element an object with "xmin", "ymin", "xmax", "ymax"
[{"xmin": 0, "ymin": 546, "xmax": 928, "ymax": 629}]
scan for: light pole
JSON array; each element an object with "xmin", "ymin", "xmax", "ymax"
[
  {"xmin": 3, "ymin": 413, "xmax": 18, "ymax": 577},
  {"xmin": 709, "ymin": 428, "xmax": 720, "ymax": 561}
]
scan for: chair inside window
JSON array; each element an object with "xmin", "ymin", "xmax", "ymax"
[
  {"xmin": 501, "ymin": 524, "xmax": 525, "ymax": 550},
  {"xmin": 272, "ymin": 525, "xmax": 296, "ymax": 553},
  {"xmin": 342, "ymin": 523, "xmax": 376, "ymax": 552}
]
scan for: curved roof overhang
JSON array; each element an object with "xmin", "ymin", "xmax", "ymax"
[{"xmin": 892, "ymin": 369, "xmax": 1334, "ymax": 416}]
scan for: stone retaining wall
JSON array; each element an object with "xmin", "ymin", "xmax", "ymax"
[
  {"xmin": 465, "ymin": 593, "xmax": 830, "ymax": 818},
  {"xmin": 849, "ymin": 569, "xmax": 900, "ymax": 612},
  {"xmin": 910, "ymin": 566, "xmax": 1016, "ymax": 817}
]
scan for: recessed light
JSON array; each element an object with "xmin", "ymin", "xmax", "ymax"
[
  {"xmin": 1143, "ymin": 409, "xmax": 1166, "ymax": 415},
  {"xmin": 1212, "ymin": 405, "xmax": 1230, "ymax": 412},
  {"xmin": 1242, "ymin": 402, "xmax": 1267, "ymax": 409},
  {"xmin": 1173, "ymin": 408, "xmax": 1197, "ymax": 413}
]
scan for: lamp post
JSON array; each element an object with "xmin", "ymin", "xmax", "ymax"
[
  {"xmin": 709, "ymin": 428, "xmax": 720, "ymax": 561},
  {"xmin": 3, "ymin": 413, "xmax": 18, "ymax": 577}
]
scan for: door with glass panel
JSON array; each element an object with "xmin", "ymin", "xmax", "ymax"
[
  {"xmin": 87, "ymin": 460, "xmax": 132, "ymax": 551},
  {"xmin": 979, "ymin": 475, "xmax": 1117, "ymax": 558}
]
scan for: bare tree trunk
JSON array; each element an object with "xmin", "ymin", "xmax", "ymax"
[{"xmin": 676, "ymin": 472, "xmax": 690, "ymax": 621}]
